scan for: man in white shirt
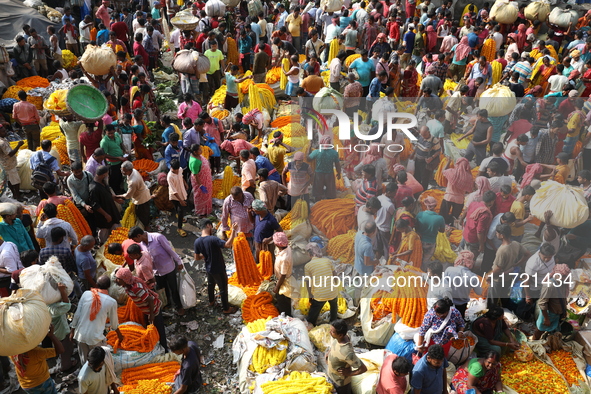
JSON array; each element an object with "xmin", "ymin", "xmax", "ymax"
[
  {"xmin": 355, "ymin": 2, "xmax": 368, "ymax": 28},
  {"xmin": 459, "ymin": 16, "xmax": 474, "ymax": 39},
  {"xmin": 523, "ymin": 242, "xmax": 556, "ymax": 301},
  {"xmin": 571, "ymin": 50, "xmax": 584, "ymax": 73},
  {"xmin": 492, "ymin": 25, "xmax": 503, "ymax": 51},
  {"xmin": 0, "ymin": 239, "xmax": 21, "ymax": 294},
  {"xmin": 329, "ymin": 50, "xmax": 346, "ymax": 91},
  {"xmin": 70, "ymin": 276, "xmax": 123, "ymax": 365},
  {"xmin": 116, "ymin": 161, "xmax": 152, "ymax": 230},
  {"xmin": 36, "ymin": 202, "xmax": 78, "ymax": 250},
  {"xmin": 325, "ymin": 15, "xmax": 341, "ymax": 44},
  {"xmin": 318, "ymin": 10, "xmax": 336, "ymax": 39},
  {"xmin": 170, "ymin": 27, "xmax": 181, "ymax": 52},
  {"xmin": 78, "ymin": 347, "xmax": 119, "ymax": 394},
  {"xmin": 547, "ymin": 64, "xmax": 568, "ymax": 93},
  {"xmin": 376, "ymin": 183, "xmax": 397, "ymax": 257},
  {"xmin": 79, "ymin": 15, "xmax": 93, "ymax": 51}
]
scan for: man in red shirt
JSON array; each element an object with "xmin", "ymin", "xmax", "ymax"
[
  {"xmin": 492, "ymin": 185, "xmax": 515, "ymax": 216},
  {"xmin": 376, "ymin": 354, "xmax": 412, "ymax": 394},
  {"xmin": 463, "ymin": 190, "xmax": 496, "ymax": 259},
  {"xmin": 110, "ymin": 17, "xmax": 129, "ymax": 46},
  {"xmin": 12, "ymin": 90, "xmax": 40, "ymax": 150}
]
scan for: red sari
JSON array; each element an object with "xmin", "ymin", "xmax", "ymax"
[
  {"xmin": 582, "ymin": 68, "xmax": 591, "ymax": 98},
  {"xmin": 401, "ymin": 67, "xmax": 419, "ymax": 97},
  {"xmin": 452, "ymin": 362, "xmax": 501, "ymax": 394}
]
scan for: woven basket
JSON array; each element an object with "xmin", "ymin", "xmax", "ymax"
[
  {"xmin": 170, "ymin": 14, "xmax": 200, "ymax": 31},
  {"xmin": 66, "ymin": 85, "xmax": 108, "ymax": 122}
]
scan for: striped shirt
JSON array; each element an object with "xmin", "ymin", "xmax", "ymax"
[
  {"xmin": 511, "ymin": 61, "xmax": 533, "ymax": 85},
  {"xmin": 304, "ymin": 258, "xmax": 338, "ymax": 301},
  {"xmin": 221, "ymin": 192, "xmax": 254, "ymax": 233},
  {"xmin": 355, "ymin": 178, "xmax": 378, "ymax": 207},
  {"xmin": 126, "ymin": 281, "xmax": 161, "ymax": 316}
]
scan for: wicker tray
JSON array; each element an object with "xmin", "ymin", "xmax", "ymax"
[
  {"xmin": 170, "ymin": 14, "xmax": 200, "ymax": 31},
  {"xmin": 43, "ymin": 101, "xmax": 71, "ymax": 117},
  {"xmin": 66, "ymin": 85, "xmax": 108, "ymax": 121}
]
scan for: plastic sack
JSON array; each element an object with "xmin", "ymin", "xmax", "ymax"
[
  {"xmin": 111, "ymin": 327, "xmax": 165, "ymax": 373},
  {"xmin": 524, "ymin": 0, "xmax": 550, "ymax": 22},
  {"xmin": 17, "ymin": 149, "xmax": 35, "ymax": 191},
  {"xmin": 490, "ymin": 0, "xmax": 518, "ymax": 24},
  {"xmin": 549, "ymin": 7, "xmax": 578, "ymax": 29},
  {"xmin": 447, "ymin": 332, "xmax": 478, "ymax": 366},
  {"xmin": 514, "ymin": 343, "xmax": 534, "ymax": 362},
  {"xmin": 172, "ymin": 50, "xmax": 210, "ymax": 74},
  {"xmin": 313, "ymin": 87, "xmax": 344, "ymax": 113},
  {"xmin": 178, "ymin": 266, "xmax": 197, "ymax": 309},
  {"xmin": 205, "ymin": 0, "xmax": 226, "ymax": 16},
  {"xmin": 530, "ymin": 181, "xmax": 589, "ymax": 229},
  {"xmin": 80, "ymin": 45, "xmax": 117, "ymax": 76},
  {"xmin": 360, "ymin": 297, "xmax": 396, "ymax": 346},
  {"xmin": 395, "ymin": 320, "xmax": 420, "ymax": 340},
  {"xmin": 309, "ymin": 324, "xmax": 332, "ymax": 352},
  {"xmin": 228, "ymin": 284, "xmax": 247, "ymax": 307},
  {"xmin": 351, "ymin": 350, "xmax": 388, "ymax": 394},
  {"xmin": 371, "ymin": 97, "xmax": 396, "ymax": 124},
  {"xmin": 480, "ymin": 84, "xmax": 516, "ymax": 117},
  {"xmin": 220, "ymin": 0, "xmax": 240, "ymax": 6},
  {"xmin": 0, "ymin": 289, "xmax": 52, "ymax": 356},
  {"xmin": 385, "ymin": 333, "xmax": 415, "ymax": 363},
  {"xmin": 247, "ymin": 0, "xmax": 263, "ymax": 16},
  {"xmin": 19, "ymin": 256, "xmax": 74, "ymax": 305},
  {"xmin": 320, "ymin": 0, "xmax": 342, "ymax": 12}
]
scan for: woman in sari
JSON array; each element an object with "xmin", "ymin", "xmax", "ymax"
[
  {"xmin": 515, "ymin": 24, "xmax": 527, "ymax": 51},
  {"xmin": 226, "ymin": 33, "xmax": 239, "ymax": 67},
  {"xmin": 531, "ymin": 56, "xmax": 556, "ymax": 94},
  {"xmin": 390, "ymin": 218, "xmax": 422, "ymax": 267},
  {"xmin": 451, "ymin": 351, "xmax": 503, "ymax": 394},
  {"xmin": 131, "ymin": 108, "xmax": 153, "ymax": 160},
  {"xmin": 564, "ymin": 98, "xmax": 586, "ymax": 155},
  {"xmin": 401, "ymin": 60, "xmax": 419, "ymax": 98},
  {"xmin": 472, "ymin": 307, "xmax": 519, "ymax": 356},
  {"xmin": 440, "ymin": 157, "xmax": 474, "ymax": 225},
  {"xmin": 189, "ymin": 144, "xmax": 213, "ymax": 216},
  {"xmin": 389, "ymin": 196, "xmax": 418, "ymax": 255},
  {"xmin": 425, "ymin": 25, "xmax": 438, "ymax": 54},
  {"xmin": 388, "ymin": 60, "xmax": 401, "ymax": 96},
  {"xmin": 581, "ymin": 60, "xmax": 591, "ymax": 97}
]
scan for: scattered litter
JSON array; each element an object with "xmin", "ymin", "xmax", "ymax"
[
  {"xmin": 213, "ymin": 334, "xmax": 225, "ymax": 348},
  {"xmin": 181, "ymin": 321, "xmax": 200, "ymax": 331}
]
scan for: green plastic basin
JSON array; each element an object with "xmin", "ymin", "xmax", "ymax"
[{"xmin": 66, "ymin": 85, "xmax": 108, "ymax": 121}]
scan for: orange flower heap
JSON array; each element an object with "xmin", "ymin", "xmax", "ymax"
[
  {"xmin": 242, "ymin": 292, "xmax": 279, "ymax": 323},
  {"xmin": 121, "ymin": 361, "xmax": 180, "ymax": 386},
  {"xmin": 548, "ymin": 350, "xmax": 584, "ymax": 386},
  {"xmin": 107, "ymin": 324, "xmax": 159, "ymax": 353},
  {"xmin": 56, "ymin": 199, "xmax": 92, "ymax": 242},
  {"xmin": 104, "ymin": 227, "xmax": 129, "ymax": 265}
]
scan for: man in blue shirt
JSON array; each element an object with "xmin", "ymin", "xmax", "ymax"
[
  {"xmin": 348, "ymin": 49, "xmax": 376, "ymax": 96},
  {"xmin": 250, "ymin": 147, "xmax": 282, "ymax": 183},
  {"xmin": 252, "ymin": 199, "xmax": 283, "ymax": 263},
  {"xmin": 401, "ymin": 24, "xmax": 416, "ymax": 68},
  {"xmin": 411, "ymin": 344, "xmax": 449, "ymax": 394},
  {"xmin": 354, "ymin": 221, "xmax": 379, "ymax": 277},
  {"xmin": 165, "ymin": 133, "xmax": 187, "ymax": 169},
  {"xmin": 368, "ymin": 71, "xmax": 388, "ymax": 101}
]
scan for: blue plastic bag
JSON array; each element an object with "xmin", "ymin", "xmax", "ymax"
[
  {"xmin": 385, "ymin": 333, "xmax": 416, "ymax": 363},
  {"xmin": 586, "ymin": 364, "xmax": 591, "ymax": 378},
  {"xmin": 204, "ymin": 135, "xmax": 221, "ymax": 157}
]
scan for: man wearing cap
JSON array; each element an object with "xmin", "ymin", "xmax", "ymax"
[
  {"xmin": 96, "ymin": 0, "xmax": 111, "ymax": 30},
  {"xmin": 420, "ymin": 66, "xmax": 443, "ymax": 96},
  {"xmin": 416, "ymin": 197, "xmax": 445, "ymax": 270},
  {"xmin": 252, "ymin": 199, "xmax": 283, "ymax": 263}
]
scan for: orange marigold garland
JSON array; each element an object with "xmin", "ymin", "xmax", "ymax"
[
  {"xmin": 258, "ymin": 250, "xmax": 273, "ymax": 280},
  {"xmin": 104, "ymin": 227, "xmax": 129, "ymax": 265},
  {"xmin": 56, "ymin": 199, "xmax": 92, "ymax": 242},
  {"xmin": 121, "ymin": 361, "xmax": 180, "ymax": 386},
  {"xmin": 233, "ymin": 232, "xmax": 263, "ymax": 287},
  {"xmin": 118, "ymin": 297, "xmax": 145, "ymax": 324},
  {"xmin": 106, "ymin": 324, "xmax": 159, "ymax": 353},
  {"xmin": 242, "ymin": 292, "xmax": 279, "ymax": 323}
]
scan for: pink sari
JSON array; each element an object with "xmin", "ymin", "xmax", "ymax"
[{"xmin": 192, "ymin": 155, "xmax": 213, "ymax": 216}]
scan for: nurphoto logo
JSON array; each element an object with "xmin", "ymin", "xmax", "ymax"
[{"xmin": 306, "ymin": 108, "xmax": 418, "ymax": 152}]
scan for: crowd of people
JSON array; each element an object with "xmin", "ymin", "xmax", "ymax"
[{"xmin": 2, "ymin": 0, "xmax": 591, "ymax": 393}]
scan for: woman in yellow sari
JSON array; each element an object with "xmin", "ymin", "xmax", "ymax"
[
  {"xmin": 226, "ymin": 33, "xmax": 239, "ymax": 68},
  {"xmin": 389, "ymin": 196, "xmax": 418, "ymax": 254},
  {"xmin": 391, "ymin": 218, "xmax": 423, "ymax": 268},
  {"xmin": 530, "ymin": 56, "xmax": 556, "ymax": 94},
  {"xmin": 540, "ymin": 153, "xmax": 570, "ymax": 184}
]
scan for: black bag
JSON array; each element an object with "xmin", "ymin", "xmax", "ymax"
[{"xmin": 31, "ymin": 151, "xmax": 56, "ymax": 190}]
